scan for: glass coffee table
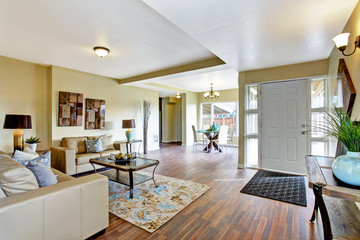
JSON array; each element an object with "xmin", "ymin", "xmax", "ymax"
[{"xmin": 89, "ymin": 157, "xmax": 159, "ymax": 199}]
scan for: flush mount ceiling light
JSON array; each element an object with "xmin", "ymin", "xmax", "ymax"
[
  {"xmin": 204, "ymin": 83, "xmax": 220, "ymax": 100},
  {"xmin": 93, "ymin": 46, "xmax": 110, "ymax": 58},
  {"xmin": 332, "ymin": 33, "xmax": 360, "ymax": 56}
]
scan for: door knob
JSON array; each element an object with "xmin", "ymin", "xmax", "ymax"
[
  {"xmin": 301, "ymin": 131, "xmax": 306, "ymax": 135},
  {"xmin": 301, "ymin": 124, "xmax": 306, "ymax": 128}
]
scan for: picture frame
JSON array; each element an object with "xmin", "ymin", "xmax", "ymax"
[
  {"xmin": 85, "ymin": 98, "xmax": 106, "ymax": 129},
  {"xmin": 58, "ymin": 91, "xmax": 83, "ymax": 126},
  {"xmin": 335, "ymin": 59, "xmax": 357, "ymax": 156}
]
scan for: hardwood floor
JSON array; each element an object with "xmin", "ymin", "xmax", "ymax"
[{"xmin": 93, "ymin": 143, "xmax": 319, "ymax": 240}]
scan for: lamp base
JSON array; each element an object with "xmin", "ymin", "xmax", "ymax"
[
  {"xmin": 126, "ymin": 129, "xmax": 133, "ymax": 142},
  {"xmin": 13, "ymin": 129, "xmax": 24, "ymax": 152}
]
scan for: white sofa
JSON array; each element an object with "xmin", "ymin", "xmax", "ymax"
[{"xmin": 0, "ymin": 152, "xmax": 109, "ymax": 240}]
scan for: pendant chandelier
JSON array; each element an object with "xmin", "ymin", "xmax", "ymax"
[{"xmin": 204, "ymin": 83, "xmax": 220, "ymax": 99}]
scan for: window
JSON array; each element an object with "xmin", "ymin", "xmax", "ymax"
[
  {"xmin": 310, "ymin": 78, "xmax": 328, "ymax": 155},
  {"xmin": 245, "ymin": 85, "xmax": 259, "ymax": 168},
  {"xmin": 200, "ymin": 101, "xmax": 238, "ymax": 143}
]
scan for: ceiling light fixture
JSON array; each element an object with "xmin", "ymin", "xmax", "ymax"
[
  {"xmin": 93, "ymin": 46, "xmax": 110, "ymax": 58},
  {"xmin": 332, "ymin": 33, "xmax": 360, "ymax": 56},
  {"xmin": 175, "ymin": 93, "xmax": 181, "ymax": 99},
  {"xmin": 204, "ymin": 83, "xmax": 220, "ymax": 100}
]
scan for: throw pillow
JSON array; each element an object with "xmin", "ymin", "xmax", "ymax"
[
  {"xmin": 101, "ymin": 135, "xmax": 115, "ymax": 150},
  {"xmin": 13, "ymin": 147, "xmax": 39, "ymax": 164},
  {"xmin": 85, "ymin": 137, "xmax": 103, "ymax": 153},
  {"xmin": 0, "ymin": 155, "xmax": 39, "ymax": 196},
  {"xmin": 15, "ymin": 151, "xmax": 51, "ymax": 168},
  {"xmin": 32, "ymin": 151, "xmax": 51, "ymax": 168},
  {"xmin": 26, "ymin": 161, "xmax": 58, "ymax": 188}
]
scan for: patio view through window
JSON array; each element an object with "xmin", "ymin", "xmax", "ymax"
[{"xmin": 201, "ymin": 102, "xmax": 238, "ymax": 145}]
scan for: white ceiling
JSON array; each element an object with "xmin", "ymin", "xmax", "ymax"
[
  {"xmin": 126, "ymin": 67, "xmax": 239, "ymax": 93},
  {"xmin": 144, "ymin": 0, "xmax": 358, "ymax": 72},
  {"xmin": 0, "ymin": 0, "xmax": 358, "ymax": 93},
  {"xmin": 0, "ymin": 0, "xmax": 213, "ymax": 79}
]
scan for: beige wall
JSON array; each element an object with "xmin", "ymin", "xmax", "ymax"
[
  {"xmin": 0, "ymin": 56, "xmax": 49, "ymax": 152},
  {"xmin": 0, "ymin": 56, "xmax": 159, "ymax": 153},
  {"xmin": 50, "ymin": 66, "xmax": 160, "ymax": 152},
  {"xmin": 238, "ymin": 59, "xmax": 329, "ymax": 167},
  {"xmin": 328, "ymin": 1, "xmax": 360, "ymax": 119},
  {"xmin": 327, "ymin": 1, "xmax": 360, "ymax": 156}
]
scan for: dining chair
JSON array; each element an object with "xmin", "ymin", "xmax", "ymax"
[
  {"xmin": 227, "ymin": 125, "xmax": 235, "ymax": 150},
  {"xmin": 192, "ymin": 125, "xmax": 207, "ymax": 153},
  {"xmin": 216, "ymin": 125, "xmax": 229, "ymax": 153}
]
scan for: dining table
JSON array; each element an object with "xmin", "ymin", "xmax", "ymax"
[{"xmin": 197, "ymin": 130, "xmax": 222, "ymax": 153}]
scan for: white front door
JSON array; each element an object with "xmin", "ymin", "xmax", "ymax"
[{"xmin": 260, "ymin": 80, "xmax": 308, "ymax": 174}]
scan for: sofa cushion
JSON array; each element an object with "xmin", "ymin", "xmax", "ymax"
[
  {"xmin": 0, "ymin": 187, "xmax": 6, "ymax": 199},
  {"xmin": 0, "ymin": 155, "xmax": 39, "ymax": 196},
  {"xmin": 51, "ymin": 168, "xmax": 74, "ymax": 183},
  {"xmin": 101, "ymin": 135, "xmax": 115, "ymax": 150},
  {"xmin": 87, "ymin": 135, "xmax": 104, "ymax": 140},
  {"xmin": 85, "ymin": 138, "xmax": 103, "ymax": 153},
  {"xmin": 76, "ymin": 153, "xmax": 100, "ymax": 165},
  {"xmin": 26, "ymin": 161, "xmax": 58, "ymax": 188},
  {"xmin": 100, "ymin": 149, "xmax": 120, "ymax": 157},
  {"xmin": 62, "ymin": 136, "xmax": 87, "ymax": 154}
]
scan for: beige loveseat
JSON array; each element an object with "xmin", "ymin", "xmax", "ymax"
[
  {"xmin": 51, "ymin": 135, "xmax": 120, "ymax": 175},
  {"xmin": 0, "ymin": 152, "xmax": 109, "ymax": 240}
]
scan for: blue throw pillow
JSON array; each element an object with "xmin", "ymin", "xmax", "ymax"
[
  {"xmin": 26, "ymin": 161, "xmax": 58, "ymax": 188},
  {"xmin": 85, "ymin": 137, "xmax": 103, "ymax": 153},
  {"xmin": 15, "ymin": 151, "xmax": 51, "ymax": 168}
]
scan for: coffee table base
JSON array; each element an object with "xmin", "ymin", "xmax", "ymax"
[{"xmin": 90, "ymin": 162, "xmax": 158, "ymax": 199}]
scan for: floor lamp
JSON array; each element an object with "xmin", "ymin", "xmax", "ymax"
[{"xmin": 3, "ymin": 114, "xmax": 32, "ymax": 152}]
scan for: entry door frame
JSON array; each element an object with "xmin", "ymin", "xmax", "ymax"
[{"xmin": 258, "ymin": 78, "xmax": 311, "ymax": 174}]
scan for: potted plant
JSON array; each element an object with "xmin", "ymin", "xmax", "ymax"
[
  {"xmin": 322, "ymin": 108, "xmax": 360, "ymax": 186},
  {"xmin": 26, "ymin": 136, "xmax": 40, "ymax": 152}
]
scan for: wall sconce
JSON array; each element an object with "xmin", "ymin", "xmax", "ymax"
[
  {"xmin": 332, "ymin": 33, "xmax": 360, "ymax": 56},
  {"xmin": 94, "ymin": 46, "xmax": 110, "ymax": 58},
  {"xmin": 175, "ymin": 93, "xmax": 181, "ymax": 99}
]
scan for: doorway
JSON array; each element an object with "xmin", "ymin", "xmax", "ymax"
[{"xmin": 260, "ymin": 80, "xmax": 308, "ymax": 174}]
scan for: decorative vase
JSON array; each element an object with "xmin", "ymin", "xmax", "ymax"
[
  {"xmin": 126, "ymin": 130, "xmax": 133, "ymax": 142},
  {"xmin": 332, "ymin": 151, "xmax": 360, "ymax": 186},
  {"xmin": 28, "ymin": 143, "xmax": 37, "ymax": 152}
]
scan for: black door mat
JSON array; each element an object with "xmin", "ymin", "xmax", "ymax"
[{"xmin": 240, "ymin": 170, "xmax": 307, "ymax": 207}]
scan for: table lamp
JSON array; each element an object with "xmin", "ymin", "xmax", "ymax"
[
  {"xmin": 122, "ymin": 119, "xmax": 135, "ymax": 142},
  {"xmin": 3, "ymin": 114, "xmax": 32, "ymax": 152}
]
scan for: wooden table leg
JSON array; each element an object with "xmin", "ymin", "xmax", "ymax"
[{"xmin": 311, "ymin": 185, "xmax": 333, "ymax": 240}]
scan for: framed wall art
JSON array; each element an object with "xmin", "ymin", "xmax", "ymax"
[
  {"xmin": 85, "ymin": 98, "xmax": 105, "ymax": 129},
  {"xmin": 335, "ymin": 58, "xmax": 357, "ymax": 156},
  {"xmin": 58, "ymin": 91, "xmax": 83, "ymax": 126}
]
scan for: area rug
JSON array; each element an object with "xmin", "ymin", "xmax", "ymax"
[
  {"xmin": 240, "ymin": 170, "xmax": 307, "ymax": 207},
  {"xmin": 108, "ymin": 172, "xmax": 211, "ymax": 233}
]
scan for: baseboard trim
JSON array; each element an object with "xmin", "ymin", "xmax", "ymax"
[{"xmin": 237, "ymin": 164, "xmax": 245, "ymax": 169}]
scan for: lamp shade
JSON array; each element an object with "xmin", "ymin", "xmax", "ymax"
[
  {"xmin": 3, "ymin": 114, "xmax": 32, "ymax": 129},
  {"xmin": 122, "ymin": 119, "xmax": 135, "ymax": 129},
  {"xmin": 332, "ymin": 33, "xmax": 350, "ymax": 51}
]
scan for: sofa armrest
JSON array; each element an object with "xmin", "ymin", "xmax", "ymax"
[
  {"xmin": 0, "ymin": 174, "xmax": 109, "ymax": 240},
  {"xmin": 51, "ymin": 147, "xmax": 76, "ymax": 175}
]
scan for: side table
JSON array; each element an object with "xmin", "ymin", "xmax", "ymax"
[
  {"xmin": 305, "ymin": 155, "xmax": 360, "ymax": 240},
  {"xmin": 115, "ymin": 139, "xmax": 142, "ymax": 156}
]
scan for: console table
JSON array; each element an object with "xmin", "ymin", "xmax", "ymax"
[{"xmin": 305, "ymin": 156, "xmax": 360, "ymax": 240}]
